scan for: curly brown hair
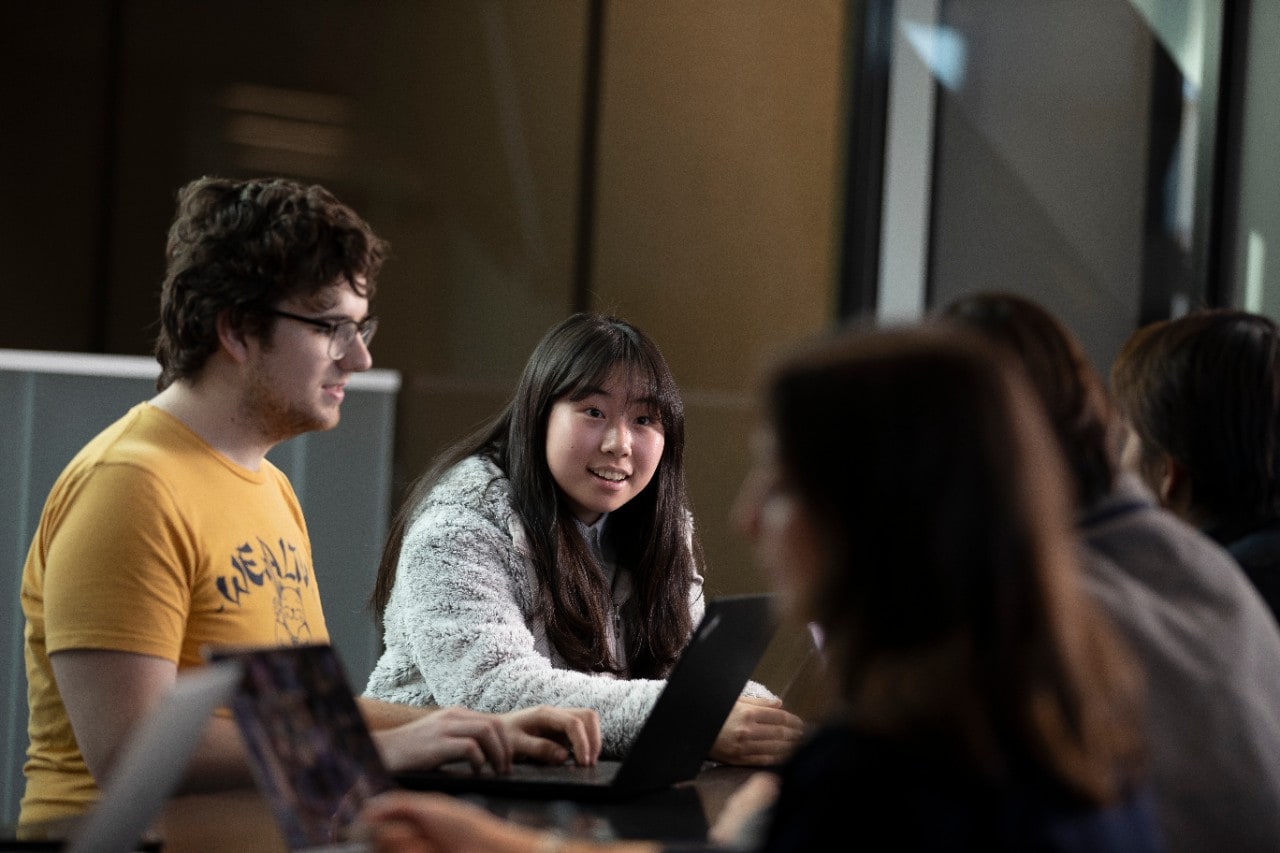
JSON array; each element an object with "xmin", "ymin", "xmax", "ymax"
[{"xmin": 154, "ymin": 176, "xmax": 388, "ymax": 390}]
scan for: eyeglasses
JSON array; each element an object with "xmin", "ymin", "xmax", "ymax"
[{"xmin": 268, "ymin": 308, "xmax": 379, "ymax": 360}]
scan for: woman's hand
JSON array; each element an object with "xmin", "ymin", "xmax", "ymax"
[
  {"xmin": 373, "ymin": 704, "xmax": 602, "ymax": 775},
  {"xmin": 373, "ymin": 706, "xmax": 516, "ymax": 774},
  {"xmin": 498, "ymin": 705, "xmax": 602, "ymax": 767},
  {"xmin": 708, "ymin": 696, "xmax": 805, "ymax": 766}
]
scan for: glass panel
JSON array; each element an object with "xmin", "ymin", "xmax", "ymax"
[
  {"xmin": 919, "ymin": 0, "xmax": 1220, "ymax": 371},
  {"xmin": 1234, "ymin": 3, "xmax": 1280, "ymax": 316}
]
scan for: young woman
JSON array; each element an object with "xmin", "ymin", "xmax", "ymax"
[
  {"xmin": 365, "ymin": 313, "xmax": 802, "ymax": 762},
  {"xmin": 358, "ymin": 325, "xmax": 1162, "ymax": 852}
]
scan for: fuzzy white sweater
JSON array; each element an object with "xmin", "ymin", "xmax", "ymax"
[{"xmin": 364, "ymin": 455, "xmax": 708, "ymax": 757}]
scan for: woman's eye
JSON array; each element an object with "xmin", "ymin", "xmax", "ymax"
[
  {"xmin": 635, "ymin": 414, "xmax": 657, "ymax": 426},
  {"xmin": 584, "ymin": 407, "xmax": 605, "ymax": 418}
]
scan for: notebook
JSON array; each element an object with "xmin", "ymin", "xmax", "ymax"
[
  {"xmin": 59, "ymin": 661, "xmax": 244, "ymax": 853},
  {"xmin": 393, "ymin": 592, "xmax": 776, "ymax": 800}
]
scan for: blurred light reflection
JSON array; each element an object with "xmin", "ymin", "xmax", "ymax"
[
  {"xmin": 901, "ymin": 20, "xmax": 967, "ymax": 91},
  {"xmin": 219, "ymin": 83, "xmax": 352, "ymax": 176}
]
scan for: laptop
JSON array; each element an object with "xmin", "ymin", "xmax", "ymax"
[
  {"xmin": 55, "ymin": 661, "xmax": 243, "ymax": 853},
  {"xmin": 393, "ymin": 592, "xmax": 776, "ymax": 800},
  {"xmin": 201, "ymin": 592, "xmax": 773, "ymax": 847},
  {"xmin": 203, "ymin": 643, "xmax": 394, "ymax": 850}
]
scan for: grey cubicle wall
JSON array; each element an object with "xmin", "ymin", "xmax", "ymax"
[{"xmin": 0, "ymin": 349, "xmax": 398, "ymax": 824}]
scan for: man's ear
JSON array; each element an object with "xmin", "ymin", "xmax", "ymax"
[
  {"xmin": 1158, "ymin": 455, "xmax": 1193, "ymax": 517},
  {"xmin": 216, "ymin": 310, "xmax": 251, "ymax": 364}
]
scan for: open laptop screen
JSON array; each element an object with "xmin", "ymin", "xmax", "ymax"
[{"xmin": 207, "ymin": 644, "xmax": 394, "ymax": 849}]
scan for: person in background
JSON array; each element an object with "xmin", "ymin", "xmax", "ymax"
[
  {"xmin": 942, "ymin": 292, "xmax": 1280, "ymax": 852},
  {"xmin": 19, "ymin": 176, "xmax": 599, "ymax": 826},
  {"xmin": 1110, "ymin": 308, "xmax": 1280, "ymax": 622},
  {"xmin": 366, "ymin": 312, "xmax": 804, "ymax": 764},
  {"xmin": 358, "ymin": 325, "xmax": 1161, "ymax": 852}
]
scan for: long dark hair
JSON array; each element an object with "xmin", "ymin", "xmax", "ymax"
[
  {"xmin": 765, "ymin": 326, "xmax": 1143, "ymax": 805},
  {"xmin": 939, "ymin": 292, "xmax": 1118, "ymax": 509},
  {"xmin": 371, "ymin": 313, "xmax": 699, "ymax": 676}
]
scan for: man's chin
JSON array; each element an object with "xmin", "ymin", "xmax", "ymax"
[
  {"xmin": 310, "ymin": 411, "xmax": 342, "ymax": 434},
  {"xmin": 264, "ymin": 411, "xmax": 340, "ymax": 443}
]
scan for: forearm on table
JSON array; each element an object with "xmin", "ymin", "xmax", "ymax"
[
  {"xmin": 174, "ymin": 714, "xmax": 258, "ymax": 794},
  {"xmin": 358, "ymin": 695, "xmax": 436, "ymax": 729}
]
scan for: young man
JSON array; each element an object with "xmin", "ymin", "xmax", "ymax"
[{"xmin": 20, "ymin": 176, "xmax": 599, "ymax": 825}]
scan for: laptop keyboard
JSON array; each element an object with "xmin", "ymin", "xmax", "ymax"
[{"xmin": 434, "ymin": 758, "xmax": 623, "ymax": 785}]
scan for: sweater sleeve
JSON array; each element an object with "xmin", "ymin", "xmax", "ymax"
[{"xmin": 367, "ymin": 460, "xmax": 666, "ymax": 757}]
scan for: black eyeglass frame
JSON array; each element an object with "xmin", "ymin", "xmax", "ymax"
[{"xmin": 267, "ymin": 308, "xmax": 379, "ymax": 360}]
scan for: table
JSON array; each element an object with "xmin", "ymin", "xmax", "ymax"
[{"xmin": 152, "ymin": 764, "xmax": 759, "ymax": 851}]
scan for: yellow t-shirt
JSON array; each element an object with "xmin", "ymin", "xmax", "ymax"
[{"xmin": 20, "ymin": 403, "xmax": 329, "ymax": 823}]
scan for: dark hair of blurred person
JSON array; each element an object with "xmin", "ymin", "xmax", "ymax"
[
  {"xmin": 938, "ymin": 292, "xmax": 1116, "ymax": 508},
  {"xmin": 754, "ymin": 326, "xmax": 1144, "ymax": 813}
]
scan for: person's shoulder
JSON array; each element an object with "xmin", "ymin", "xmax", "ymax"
[
  {"xmin": 432, "ymin": 453, "xmax": 506, "ymax": 493},
  {"xmin": 1078, "ymin": 474, "xmax": 1156, "ymax": 535},
  {"xmin": 1078, "ymin": 482, "xmax": 1280, "ymax": 701},
  {"xmin": 35, "ymin": 406, "xmax": 186, "ymax": 528},
  {"xmin": 423, "ymin": 454, "xmax": 513, "ymax": 518},
  {"xmin": 1226, "ymin": 521, "xmax": 1280, "ymax": 572},
  {"xmin": 1080, "ymin": 513, "xmax": 1275, "ymax": 643},
  {"xmin": 57, "ymin": 403, "xmax": 170, "ymax": 476},
  {"xmin": 401, "ymin": 455, "xmax": 525, "ymax": 559},
  {"xmin": 1029, "ymin": 780, "xmax": 1163, "ymax": 853},
  {"xmin": 1082, "ymin": 475, "xmax": 1249, "ymax": 591},
  {"xmin": 96, "ymin": 402, "xmax": 221, "ymax": 465},
  {"xmin": 260, "ymin": 456, "xmax": 302, "ymax": 499}
]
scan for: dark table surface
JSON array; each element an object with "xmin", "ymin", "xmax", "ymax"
[{"xmin": 149, "ymin": 763, "xmax": 759, "ymax": 851}]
